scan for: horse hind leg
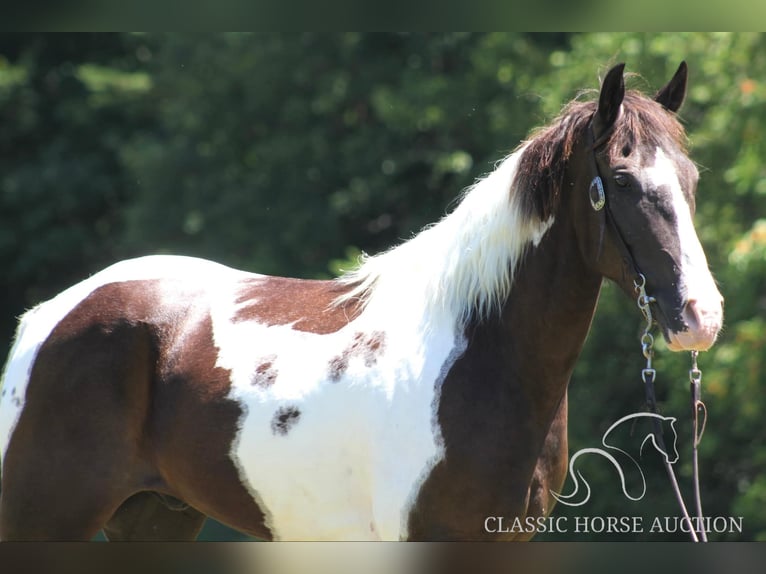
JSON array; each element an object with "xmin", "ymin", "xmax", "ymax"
[
  {"xmin": 0, "ymin": 314, "xmax": 172, "ymax": 540},
  {"xmin": 0, "ymin": 421, "xmax": 151, "ymax": 540},
  {"xmin": 103, "ymin": 492, "xmax": 206, "ymax": 541},
  {"xmin": 1, "ymin": 404, "xmax": 134, "ymax": 540},
  {"xmin": 0, "ymin": 450, "xmax": 126, "ymax": 541}
]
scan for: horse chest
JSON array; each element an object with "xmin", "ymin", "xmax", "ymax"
[{"xmin": 212, "ymin": 312, "xmax": 463, "ymax": 540}]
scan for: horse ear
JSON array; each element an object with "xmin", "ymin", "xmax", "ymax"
[
  {"xmin": 654, "ymin": 61, "xmax": 688, "ymax": 113},
  {"xmin": 595, "ymin": 63, "xmax": 625, "ymax": 134}
]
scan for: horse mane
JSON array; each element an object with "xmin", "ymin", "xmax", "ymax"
[
  {"xmin": 334, "ymin": 90, "xmax": 687, "ymax": 330},
  {"xmin": 333, "ymin": 146, "xmax": 555, "ymax": 331}
]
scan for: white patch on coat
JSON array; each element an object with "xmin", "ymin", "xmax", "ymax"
[
  {"xmin": 646, "ymin": 148, "xmax": 723, "ymax": 350},
  {"xmin": 215, "ymin": 279, "xmax": 464, "ymax": 540},
  {"xmin": 215, "ymin": 314, "xmax": 467, "ymax": 542}
]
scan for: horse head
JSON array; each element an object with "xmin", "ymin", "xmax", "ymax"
[
  {"xmin": 519, "ymin": 62, "xmax": 723, "ymax": 352},
  {"xmin": 581, "ymin": 62, "xmax": 723, "ymax": 351}
]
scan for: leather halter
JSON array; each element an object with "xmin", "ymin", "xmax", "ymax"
[{"xmin": 587, "ymin": 118, "xmax": 643, "ymax": 288}]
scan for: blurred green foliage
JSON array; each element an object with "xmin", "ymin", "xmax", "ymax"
[{"xmin": 1, "ymin": 33, "xmax": 764, "ymax": 541}]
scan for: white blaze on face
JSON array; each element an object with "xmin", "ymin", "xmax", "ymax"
[{"xmin": 646, "ymin": 148, "xmax": 723, "ymax": 351}]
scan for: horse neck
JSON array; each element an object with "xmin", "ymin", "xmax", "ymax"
[{"xmin": 468, "ymin": 209, "xmax": 603, "ymax": 419}]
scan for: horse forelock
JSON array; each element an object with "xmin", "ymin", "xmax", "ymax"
[{"xmin": 513, "ymin": 90, "xmax": 688, "ymax": 223}]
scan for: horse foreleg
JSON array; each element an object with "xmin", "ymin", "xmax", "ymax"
[{"xmin": 522, "ymin": 392, "xmax": 569, "ymax": 541}]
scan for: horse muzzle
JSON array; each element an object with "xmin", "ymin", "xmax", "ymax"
[{"xmin": 666, "ymin": 295, "xmax": 724, "ymax": 352}]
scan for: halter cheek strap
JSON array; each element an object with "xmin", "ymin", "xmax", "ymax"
[
  {"xmin": 587, "ymin": 120, "xmax": 643, "ymax": 286},
  {"xmin": 588, "ymin": 122, "xmax": 610, "ymax": 213},
  {"xmin": 586, "ymin": 123, "xmax": 609, "ymax": 264}
]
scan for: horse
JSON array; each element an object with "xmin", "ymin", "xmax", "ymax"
[{"xmin": 0, "ymin": 62, "xmax": 723, "ymax": 541}]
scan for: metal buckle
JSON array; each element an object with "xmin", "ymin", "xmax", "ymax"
[{"xmin": 589, "ymin": 176, "xmax": 605, "ymax": 211}]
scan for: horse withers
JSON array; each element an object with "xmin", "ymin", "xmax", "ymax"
[{"xmin": 0, "ymin": 62, "xmax": 722, "ymax": 541}]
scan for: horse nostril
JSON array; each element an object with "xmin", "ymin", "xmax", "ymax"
[
  {"xmin": 670, "ymin": 297, "xmax": 722, "ymax": 352},
  {"xmin": 683, "ymin": 297, "xmax": 723, "ymax": 331},
  {"xmin": 683, "ymin": 300, "xmax": 702, "ymax": 330}
]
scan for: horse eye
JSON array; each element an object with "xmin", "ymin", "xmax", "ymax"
[{"xmin": 614, "ymin": 173, "xmax": 630, "ymax": 187}]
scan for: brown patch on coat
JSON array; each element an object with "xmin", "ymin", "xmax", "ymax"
[
  {"xmin": 0, "ymin": 279, "xmax": 274, "ymax": 540},
  {"xmin": 328, "ymin": 331, "xmax": 387, "ymax": 382},
  {"xmin": 252, "ymin": 355, "xmax": 278, "ymax": 388},
  {"xmin": 271, "ymin": 406, "xmax": 301, "ymax": 436},
  {"xmin": 232, "ymin": 276, "xmax": 362, "ymax": 335},
  {"xmin": 328, "ymin": 355, "xmax": 348, "ymax": 383}
]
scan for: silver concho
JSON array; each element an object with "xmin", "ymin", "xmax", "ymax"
[{"xmin": 589, "ymin": 176, "xmax": 605, "ymax": 211}]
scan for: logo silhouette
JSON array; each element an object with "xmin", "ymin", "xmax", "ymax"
[{"xmin": 552, "ymin": 412, "xmax": 679, "ymax": 507}]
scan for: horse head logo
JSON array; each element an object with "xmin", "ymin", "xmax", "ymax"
[{"xmin": 551, "ymin": 412, "xmax": 679, "ymax": 507}]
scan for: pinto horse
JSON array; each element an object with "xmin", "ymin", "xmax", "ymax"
[{"xmin": 0, "ymin": 62, "xmax": 723, "ymax": 541}]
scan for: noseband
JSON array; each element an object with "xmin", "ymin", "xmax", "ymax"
[{"xmin": 585, "ymin": 118, "xmax": 709, "ymax": 542}]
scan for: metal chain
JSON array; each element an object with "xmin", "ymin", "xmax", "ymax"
[{"xmin": 634, "ymin": 274, "xmax": 656, "ymax": 380}]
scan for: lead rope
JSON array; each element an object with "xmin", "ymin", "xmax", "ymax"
[
  {"xmin": 690, "ymin": 350, "xmax": 708, "ymax": 542},
  {"xmin": 634, "ymin": 274, "xmax": 702, "ymax": 542}
]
